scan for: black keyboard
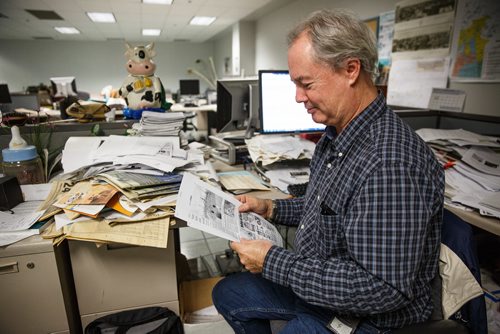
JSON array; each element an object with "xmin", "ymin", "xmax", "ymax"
[{"xmin": 287, "ymin": 182, "xmax": 309, "ymax": 197}]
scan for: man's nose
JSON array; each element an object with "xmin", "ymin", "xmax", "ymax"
[{"xmin": 295, "ymin": 87, "xmax": 307, "ymax": 103}]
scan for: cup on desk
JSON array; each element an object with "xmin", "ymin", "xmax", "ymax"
[{"xmin": 105, "ymin": 108, "xmax": 116, "ymax": 122}]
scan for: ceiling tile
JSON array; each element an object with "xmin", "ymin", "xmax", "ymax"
[{"xmin": 0, "ymin": 0, "xmax": 291, "ymax": 41}]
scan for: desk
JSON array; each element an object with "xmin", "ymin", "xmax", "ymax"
[
  {"xmin": 446, "ymin": 206, "xmax": 500, "ymax": 236},
  {"xmin": 0, "ymin": 235, "xmax": 69, "ymax": 333},
  {"xmin": 68, "ymin": 231, "xmax": 179, "ymax": 330}
]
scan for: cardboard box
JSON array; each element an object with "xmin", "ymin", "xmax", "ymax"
[{"xmin": 180, "ymin": 277, "xmax": 233, "ymax": 334}]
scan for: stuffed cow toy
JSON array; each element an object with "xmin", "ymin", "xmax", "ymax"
[{"xmin": 119, "ymin": 42, "xmax": 168, "ymax": 110}]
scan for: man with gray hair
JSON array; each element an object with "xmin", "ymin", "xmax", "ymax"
[{"xmin": 213, "ymin": 9, "xmax": 444, "ymax": 333}]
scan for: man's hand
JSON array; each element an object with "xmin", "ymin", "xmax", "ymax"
[
  {"xmin": 231, "ymin": 239, "xmax": 273, "ymax": 273},
  {"xmin": 236, "ymin": 195, "xmax": 273, "ymax": 219}
]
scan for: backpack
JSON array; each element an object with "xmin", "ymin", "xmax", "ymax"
[{"xmin": 85, "ymin": 306, "xmax": 184, "ymax": 334}]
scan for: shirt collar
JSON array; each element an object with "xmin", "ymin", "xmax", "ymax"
[{"xmin": 325, "ymin": 93, "xmax": 387, "ymax": 153}]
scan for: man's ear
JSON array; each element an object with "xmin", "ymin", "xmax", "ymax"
[{"xmin": 345, "ymin": 58, "xmax": 361, "ymax": 85}]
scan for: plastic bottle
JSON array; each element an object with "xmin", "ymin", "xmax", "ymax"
[{"xmin": 1, "ymin": 126, "xmax": 45, "ymax": 184}]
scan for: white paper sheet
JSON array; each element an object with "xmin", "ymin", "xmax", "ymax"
[
  {"xmin": 0, "ymin": 230, "xmax": 38, "ymax": 247},
  {"xmin": 0, "ymin": 210, "xmax": 44, "ymax": 232},
  {"xmin": 387, "ymin": 57, "xmax": 450, "ymax": 108},
  {"xmin": 21, "ymin": 183, "xmax": 52, "ymax": 201}
]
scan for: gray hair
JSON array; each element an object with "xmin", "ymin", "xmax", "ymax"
[{"xmin": 288, "ymin": 9, "xmax": 378, "ymax": 82}]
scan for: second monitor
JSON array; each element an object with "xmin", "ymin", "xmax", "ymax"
[
  {"xmin": 211, "ymin": 77, "xmax": 259, "ymax": 135},
  {"xmin": 51, "ymin": 76, "xmax": 77, "ymax": 98},
  {"xmin": 259, "ymin": 70, "xmax": 325, "ymax": 134}
]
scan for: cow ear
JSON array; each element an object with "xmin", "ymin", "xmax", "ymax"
[
  {"xmin": 146, "ymin": 43, "xmax": 156, "ymax": 57},
  {"xmin": 125, "ymin": 42, "xmax": 133, "ymax": 57}
]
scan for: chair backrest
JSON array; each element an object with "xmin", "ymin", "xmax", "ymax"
[{"xmin": 440, "ymin": 209, "xmax": 487, "ymax": 334}]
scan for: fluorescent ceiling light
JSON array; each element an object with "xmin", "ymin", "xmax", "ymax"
[
  {"xmin": 142, "ymin": 29, "xmax": 161, "ymax": 36},
  {"xmin": 142, "ymin": 0, "xmax": 174, "ymax": 4},
  {"xmin": 189, "ymin": 16, "xmax": 216, "ymax": 26},
  {"xmin": 87, "ymin": 12, "xmax": 116, "ymax": 23},
  {"xmin": 54, "ymin": 27, "xmax": 80, "ymax": 34}
]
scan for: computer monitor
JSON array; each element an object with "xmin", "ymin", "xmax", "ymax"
[
  {"xmin": 50, "ymin": 76, "xmax": 77, "ymax": 98},
  {"xmin": 0, "ymin": 83, "xmax": 13, "ymax": 114},
  {"xmin": 0, "ymin": 84, "xmax": 12, "ymax": 104},
  {"xmin": 10, "ymin": 93, "xmax": 40, "ymax": 111},
  {"xmin": 179, "ymin": 79, "xmax": 200, "ymax": 96},
  {"xmin": 212, "ymin": 77, "xmax": 259, "ymax": 134},
  {"xmin": 259, "ymin": 70, "xmax": 325, "ymax": 134}
]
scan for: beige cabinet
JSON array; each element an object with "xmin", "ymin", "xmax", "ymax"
[
  {"xmin": 0, "ymin": 235, "xmax": 69, "ymax": 333},
  {"xmin": 69, "ymin": 230, "xmax": 179, "ymax": 330}
]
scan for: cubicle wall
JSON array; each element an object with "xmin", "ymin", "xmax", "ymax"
[
  {"xmin": 395, "ymin": 110, "xmax": 500, "ymax": 136},
  {"xmin": 0, "ymin": 121, "xmax": 135, "ymax": 168}
]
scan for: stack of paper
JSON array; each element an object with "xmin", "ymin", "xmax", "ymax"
[
  {"xmin": 216, "ymin": 170, "xmax": 270, "ymax": 194},
  {"xmin": 60, "ymin": 135, "xmax": 192, "ymax": 178},
  {"xmin": 132, "ymin": 111, "xmax": 185, "ymax": 136},
  {"xmin": 416, "ymin": 128, "xmax": 500, "ymax": 218},
  {"xmin": 95, "ymin": 171, "xmax": 182, "ymax": 200},
  {"xmin": 245, "ymin": 135, "xmax": 316, "ymax": 166},
  {"xmin": 36, "ymin": 176, "xmax": 178, "ymax": 248},
  {"xmin": 30, "ymin": 134, "xmax": 213, "ymax": 248},
  {"xmin": 0, "ymin": 201, "xmax": 46, "ymax": 246}
]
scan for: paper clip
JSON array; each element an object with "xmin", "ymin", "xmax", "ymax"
[{"xmin": 443, "ymin": 161, "xmax": 456, "ymax": 170}]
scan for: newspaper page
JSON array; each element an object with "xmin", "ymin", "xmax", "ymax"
[{"xmin": 175, "ymin": 173, "xmax": 283, "ymax": 246}]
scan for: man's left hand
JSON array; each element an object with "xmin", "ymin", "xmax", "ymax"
[{"xmin": 231, "ymin": 239, "xmax": 273, "ymax": 273}]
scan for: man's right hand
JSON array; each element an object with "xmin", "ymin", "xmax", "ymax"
[{"xmin": 236, "ymin": 195, "xmax": 273, "ymax": 219}]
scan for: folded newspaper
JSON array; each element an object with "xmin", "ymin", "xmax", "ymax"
[{"xmin": 175, "ymin": 173, "xmax": 283, "ymax": 246}]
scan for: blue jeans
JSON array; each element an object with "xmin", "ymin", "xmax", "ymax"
[{"xmin": 212, "ymin": 272, "xmax": 390, "ymax": 334}]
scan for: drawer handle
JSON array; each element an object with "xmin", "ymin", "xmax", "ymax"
[{"xmin": 0, "ymin": 261, "xmax": 19, "ymax": 274}]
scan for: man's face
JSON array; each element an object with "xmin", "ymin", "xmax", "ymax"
[{"xmin": 288, "ymin": 33, "xmax": 353, "ymax": 129}]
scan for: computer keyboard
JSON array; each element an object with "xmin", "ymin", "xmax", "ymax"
[{"xmin": 287, "ymin": 182, "xmax": 309, "ymax": 197}]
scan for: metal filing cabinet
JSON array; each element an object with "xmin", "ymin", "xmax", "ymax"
[
  {"xmin": 69, "ymin": 230, "xmax": 179, "ymax": 330},
  {"xmin": 0, "ymin": 235, "xmax": 69, "ymax": 333}
]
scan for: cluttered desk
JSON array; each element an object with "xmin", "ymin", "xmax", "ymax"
[
  {"xmin": 1, "ymin": 122, "xmax": 500, "ymax": 332},
  {"xmin": 1, "ymin": 63, "xmax": 500, "ymax": 333}
]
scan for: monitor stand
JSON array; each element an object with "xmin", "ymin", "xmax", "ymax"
[
  {"xmin": 216, "ymin": 130, "xmax": 247, "ymax": 144},
  {"xmin": 209, "ymin": 130, "xmax": 249, "ymax": 165}
]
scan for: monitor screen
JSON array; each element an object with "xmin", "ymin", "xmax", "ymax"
[
  {"xmin": 11, "ymin": 93, "xmax": 40, "ymax": 111},
  {"xmin": 50, "ymin": 76, "xmax": 77, "ymax": 98},
  {"xmin": 0, "ymin": 84, "xmax": 12, "ymax": 104},
  {"xmin": 259, "ymin": 70, "xmax": 325, "ymax": 134},
  {"xmin": 179, "ymin": 79, "xmax": 200, "ymax": 96},
  {"xmin": 212, "ymin": 77, "xmax": 259, "ymax": 134}
]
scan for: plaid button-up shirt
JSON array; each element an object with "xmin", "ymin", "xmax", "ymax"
[{"xmin": 262, "ymin": 94, "xmax": 444, "ymax": 328}]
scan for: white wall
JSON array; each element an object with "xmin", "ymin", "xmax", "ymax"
[
  {"xmin": 254, "ymin": 0, "xmax": 500, "ymax": 117},
  {"xmin": 239, "ymin": 21, "xmax": 257, "ymax": 77},
  {"xmin": 214, "ymin": 30, "xmax": 233, "ymax": 79},
  {"xmin": 255, "ymin": 0, "xmax": 399, "ymax": 71},
  {"xmin": 0, "ymin": 40, "xmax": 214, "ymax": 97},
  {"xmin": 1, "ymin": 0, "xmax": 498, "ymax": 116}
]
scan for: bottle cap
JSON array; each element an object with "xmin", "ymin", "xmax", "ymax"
[
  {"xmin": 9, "ymin": 125, "xmax": 28, "ymax": 149},
  {"xmin": 2, "ymin": 145, "xmax": 38, "ymax": 162}
]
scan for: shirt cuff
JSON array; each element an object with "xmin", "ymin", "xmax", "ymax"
[{"xmin": 262, "ymin": 245, "xmax": 298, "ymax": 287}]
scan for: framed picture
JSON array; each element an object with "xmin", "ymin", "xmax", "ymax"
[{"xmin": 364, "ymin": 16, "xmax": 380, "ymax": 40}]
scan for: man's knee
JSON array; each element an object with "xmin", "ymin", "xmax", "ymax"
[
  {"xmin": 212, "ymin": 277, "xmax": 226, "ymax": 307},
  {"xmin": 213, "ymin": 273, "xmax": 257, "ymax": 311}
]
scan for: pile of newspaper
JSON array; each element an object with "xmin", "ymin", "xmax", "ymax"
[
  {"xmin": 36, "ymin": 135, "xmax": 211, "ymax": 248},
  {"xmin": 131, "ymin": 111, "xmax": 185, "ymax": 136},
  {"xmin": 416, "ymin": 128, "xmax": 500, "ymax": 218},
  {"xmin": 245, "ymin": 135, "xmax": 316, "ymax": 166}
]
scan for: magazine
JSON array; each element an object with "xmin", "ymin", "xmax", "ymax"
[{"xmin": 175, "ymin": 173, "xmax": 283, "ymax": 247}]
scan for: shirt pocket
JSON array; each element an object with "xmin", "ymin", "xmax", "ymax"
[{"xmin": 316, "ymin": 209, "xmax": 346, "ymax": 259}]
